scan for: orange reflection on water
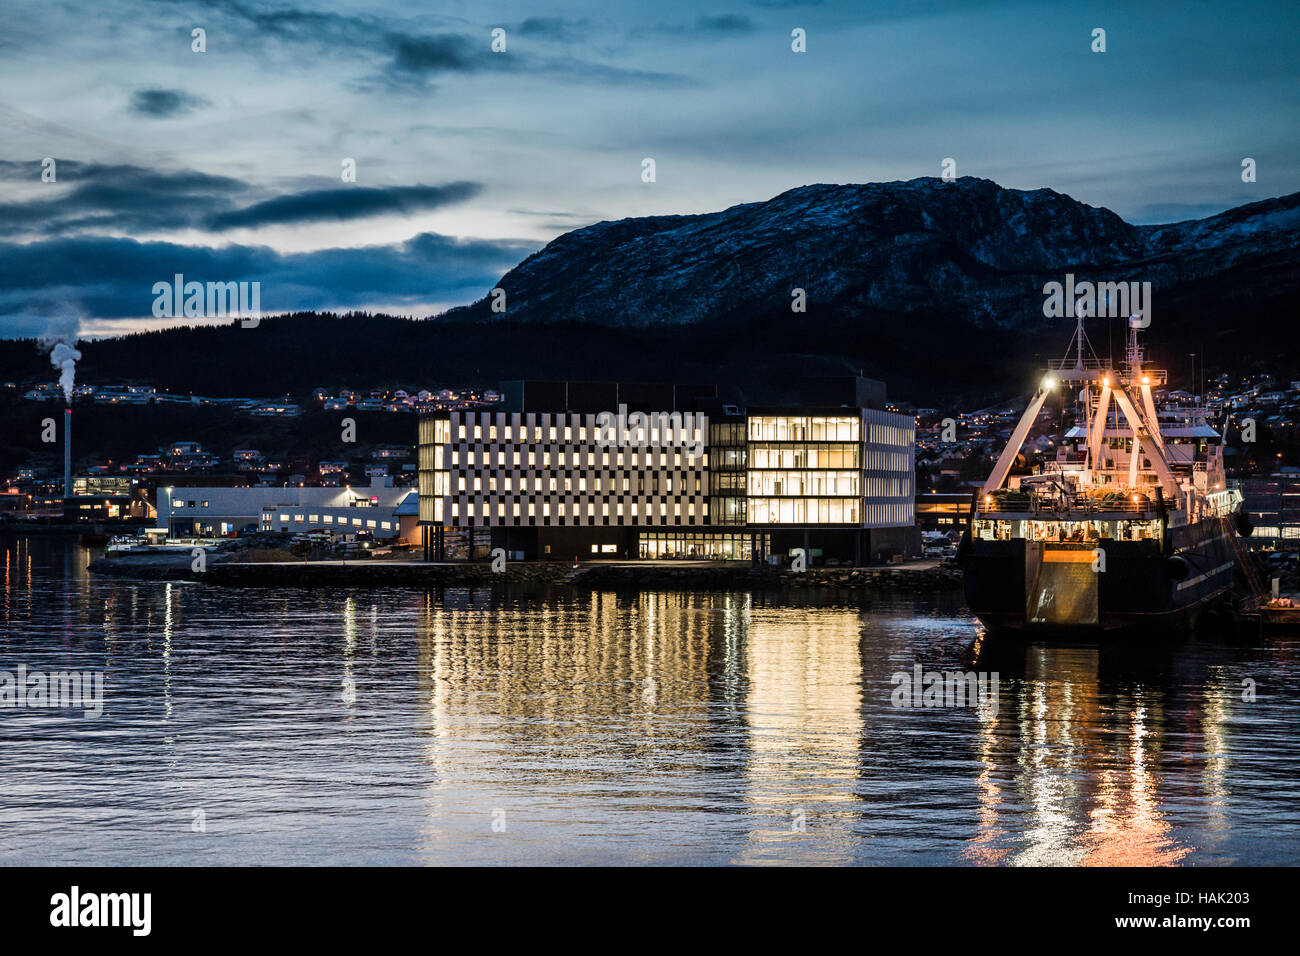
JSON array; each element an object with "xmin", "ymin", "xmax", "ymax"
[
  {"xmin": 967, "ymin": 641, "xmax": 1205, "ymax": 866},
  {"xmin": 736, "ymin": 605, "xmax": 863, "ymax": 863}
]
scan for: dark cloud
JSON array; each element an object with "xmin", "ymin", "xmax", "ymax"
[
  {"xmin": 205, "ymin": 182, "xmax": 482, "ymax": 229},
  {"xmin": 0, "ymin": 161, "xmax": 483, "ymax": 236},
  {"xmin": 698, "ymin": 15, "xmax": 756, "ymax": 34},
  {"xmin": 371, "ymin": 29, "xmax": 694, "ymax": 91},
  {"xmin": 129, "ymin": 89, "xmax": 210, "ymax": 117},
  {"xmin": 632, "ymin": 16, "xmax": 757, "ymax": 39},
  {"xmin": 175, "ymin": 0, "xmax": 383, "ymax": 48},
  {"xmin": 0, "ymin": 161, "xmax": 249, "ymax": 236},
  {"xmin": 0, "ymin": 231, "xmax": 538, "ymax": 328},
  {"xmin": 171, "ymin": 2, "xmax": 693, "ymax": 91},
  {"xmin": 515, "ymin": 17, "xmax": 590, "ymax": 41},
  {"xmin": 386, "ymin": 33, "xmax": 485, "ymax": 74}
]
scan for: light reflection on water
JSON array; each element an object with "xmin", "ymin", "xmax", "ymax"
[{"xmin": 1, "ymin": 534, "xmax": 1298, "ymax": 865}]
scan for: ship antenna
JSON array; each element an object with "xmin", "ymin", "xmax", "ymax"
[{"xmin": 1059, "ymin": 303, "xmax": 1100, "ymax": 374}]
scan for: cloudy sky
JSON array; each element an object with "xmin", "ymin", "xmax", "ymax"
[{"xmin": 1, "ymin": 0, "xmax": 1297, "ymax": 338}]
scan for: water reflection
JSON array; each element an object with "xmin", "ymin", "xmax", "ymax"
[
  {"xmin": 1, "ymin": 532, "xmax": 1297, "ymax": 865},
  {"xmin": 964, "ymin": 636, "xmax": 1263, "ymax": 866}
]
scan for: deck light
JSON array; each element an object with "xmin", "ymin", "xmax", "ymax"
[{"xmin": 1042, "ymin": 375, "xmax": 1057, "ymax": 390}]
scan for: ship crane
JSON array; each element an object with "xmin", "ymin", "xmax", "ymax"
[{"xmin": 982, "ymin": 312, "xmax": 1179, "ymax": 498}]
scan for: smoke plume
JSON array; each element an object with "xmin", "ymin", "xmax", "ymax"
[{"xmin": 36, "ymin": 308, "xmax": 82, "ymax": 406}]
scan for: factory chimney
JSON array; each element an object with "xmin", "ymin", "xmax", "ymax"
[{"xmin": 64, "ymin": 406, "xmax": 72, "ymax": 501}]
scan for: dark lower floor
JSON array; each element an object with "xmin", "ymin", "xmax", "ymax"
[{"xmin": 419, "ymin": 524, "xmax": 921, "ymax": 565}]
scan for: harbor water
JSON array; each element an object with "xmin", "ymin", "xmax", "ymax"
[{"xmin": 2, "ymin": 533, "xmax": 1297, "ymax": 865}]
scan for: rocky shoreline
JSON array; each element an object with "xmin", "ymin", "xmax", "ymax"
[
  {"xmin": 87, "ymin": 552, "xmax": 964, "ymax": 591},
  {"xmin": 572, "ymin": 562, "xmax": 963, "ymax": 591}
]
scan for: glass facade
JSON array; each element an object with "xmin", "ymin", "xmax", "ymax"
[
  {"xmin": 708, "ymin": 421, "xmax": 748, "ymax": 525},
  {"xmin": 748, "ymin": 416, "xmax": 860, "ymax": 442},
  {"xmin": 746, "ymin": 415, "xmax": 865, "ymax": 526},
  {"xmin": 417, "ymin": 416, "xmax": 450, "ymax": 523},
  {"xmin": 638, "ymin": 531, "xmax": 763, "ymax": 560}
]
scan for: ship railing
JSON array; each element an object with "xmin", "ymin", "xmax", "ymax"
[
  {"xmin": 1046, "ymin": 358, "xmax": 1109, "ymax": 371},
  {"xmin": 1130, "ymin": 368, "xmax": 1168, "ymax": 386},
  {"xmin": 1043, "ymin": 360, "xmax": 1167, "ymax": 386},
  {"xmin": 1050, "ymin": 452, "xmax": 1089, "ymax": 465},
  {"xmin": 980, "ymin": 493, "xmax": 1155, "ymax": 516}
]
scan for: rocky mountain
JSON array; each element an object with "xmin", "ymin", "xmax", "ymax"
[
  {"xmin": 3, "ymin": 179, "xmax": 1295, "ymax": 409},
  {"xmin": 450, "ymin": 177, "xmax": 1300, "ymax": 337}
]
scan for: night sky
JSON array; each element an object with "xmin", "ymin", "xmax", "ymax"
[{"xmin": 1, "ymin": 0, "xmax": 1296, "ymax": 336}]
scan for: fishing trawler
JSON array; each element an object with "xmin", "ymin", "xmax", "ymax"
[{"xmin": 959, "ymin": 313, "xmax": 1250, "ymax": 634}]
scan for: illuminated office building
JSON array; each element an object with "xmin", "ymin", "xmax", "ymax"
[{"xmin": 417, "ymin": 378, "xmax": 916, "ymax": 564}]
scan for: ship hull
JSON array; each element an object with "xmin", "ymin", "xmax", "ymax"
[{"xmin": 960, "ymin": 518, "xmax": 1236, "ymax": 636}]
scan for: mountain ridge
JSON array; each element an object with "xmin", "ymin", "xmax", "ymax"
[
  {"xmin": 445, "ymin": 177, "xmax": 1300, "ymax": 331},
  {"xmin": 2, "ymin": 178, "xmax": 1296, "ymax": 407}
]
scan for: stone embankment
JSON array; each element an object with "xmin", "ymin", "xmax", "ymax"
[
  {"xmin": 572, "ymin": 563, "xmax": 962, "ymax": 590},
  {"xmin": 89, "ymin": 551, "xmax": 963, "ymax": 591}
]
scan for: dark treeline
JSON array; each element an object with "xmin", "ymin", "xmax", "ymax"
[
  {"xmin": 0, "ymin": 290, "xmax": 1296, "ymax": 412},
  {"xmin": 0, "ymin": 396, "xmax": 418, "ymax": 478}
]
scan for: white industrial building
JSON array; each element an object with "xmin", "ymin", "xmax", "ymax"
[{"xmin": 157, "ymin": 476, "xmax": 417, "ymax": 541}]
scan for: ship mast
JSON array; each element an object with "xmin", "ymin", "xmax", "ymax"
[{"xmin": 982, "ymin": 310, "xmax": 1180, "ymax": 499}]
